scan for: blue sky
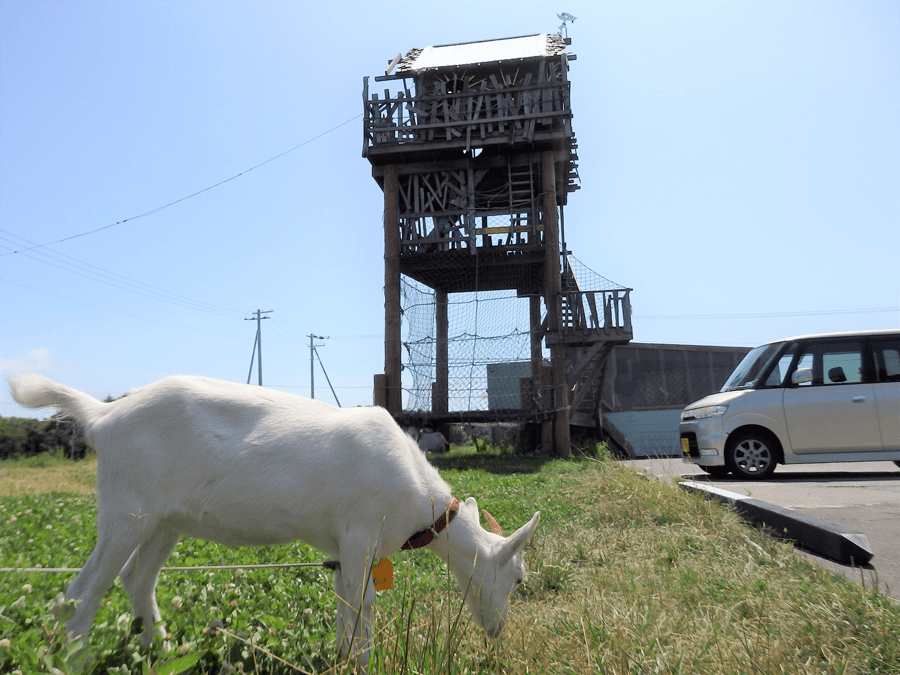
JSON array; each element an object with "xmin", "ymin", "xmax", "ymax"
[{"xmin": 2, "ymin": 0, "xmax": 898, "ymax": 418}]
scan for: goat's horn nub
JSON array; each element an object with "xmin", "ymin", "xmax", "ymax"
[{"xmin": 482, "ymin": 509, "xmax": 503, "ymax": 535}]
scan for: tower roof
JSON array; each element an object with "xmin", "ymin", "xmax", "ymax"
[{"xmin": 395, "ymin": 33, "xmax": 568, "ymax": 74}]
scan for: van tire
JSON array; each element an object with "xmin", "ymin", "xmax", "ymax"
[{"xmin": 726, "ymin": 432, "xmax": 778, "ymax": 480}]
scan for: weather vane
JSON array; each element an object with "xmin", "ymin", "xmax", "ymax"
[{"xmin": 557, "ymin": 12, "xmax": 577, "ymax": 38}]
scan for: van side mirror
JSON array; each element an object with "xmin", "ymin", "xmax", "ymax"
[{"xmin": 791, "ymin": 368, "xmax": 813, "ymax": 385}]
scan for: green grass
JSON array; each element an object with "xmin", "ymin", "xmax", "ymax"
[{"xmin": 1, "ymin": 447, "xmax": 899, "ymax": 674}]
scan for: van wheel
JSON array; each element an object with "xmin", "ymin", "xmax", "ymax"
[{"xmin": 726, "ymin": 433, "xmax": 777, "ymax": 480}]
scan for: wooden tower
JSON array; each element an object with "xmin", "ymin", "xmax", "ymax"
[{"xmin": 363, "ymin": 33, "xmax": 632, "ymax": 455}]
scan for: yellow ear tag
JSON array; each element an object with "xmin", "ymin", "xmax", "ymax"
[{"xmin": 372, "ymin": 558, "xmax": 394, "ymax": 591}]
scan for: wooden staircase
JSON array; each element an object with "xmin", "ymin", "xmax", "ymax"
[{"xmin": 548, "ymin": 257, "xmax": 633, "ymax": 428}]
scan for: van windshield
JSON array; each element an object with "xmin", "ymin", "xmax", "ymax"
[{"xmin": 721, "ymin": 342, "xmax": 783, "ymax": 391}]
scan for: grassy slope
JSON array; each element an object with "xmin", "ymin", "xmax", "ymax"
[{"xmin": 1, "ymin": 449, "xmax": 898, "ymax": 674}]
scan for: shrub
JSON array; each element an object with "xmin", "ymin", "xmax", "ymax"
[{"xmin": 0, "ymin": 416, "xmax": 91, "ymax": 461}]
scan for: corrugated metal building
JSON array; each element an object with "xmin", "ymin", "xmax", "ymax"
[{"xmin": 600, "ymin": 343, "xmax": 751, "ymax": 457}]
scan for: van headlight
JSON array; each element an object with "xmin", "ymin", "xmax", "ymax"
[{"xmin": 682, "ymin": 405, "xmax": 728, "ymax": 421}]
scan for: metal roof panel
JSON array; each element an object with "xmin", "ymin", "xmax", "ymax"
[{"xmin": 397, "ymin": 34, "xmax": 565, "ymax": 72}]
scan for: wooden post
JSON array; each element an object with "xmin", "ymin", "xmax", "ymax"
[
  {"xmin": 539, "ymin": 362, "xmax": 553, "ymax": 451},
  {"xmin": 529, "ymin": 294, "xmax": 543, "ymax": 412},
  {"xmin": 542, "ymin": 150, "xmax": 571, "ymax": 457},
  {"xmin": 529, "ymin": 294, "xmax": 549, "ymax": 452},
  {"xmin": 434, "ymin": 289, "xmax": 449, "ymax": 413},
  {"xmin": 373, "ymin": 373, "xmax": 388, "ymax": 409},
  {"xmin": 384, "ymin": 164, "xmax": 403, "ymax": 414}
]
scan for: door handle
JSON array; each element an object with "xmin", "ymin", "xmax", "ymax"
[{"xmin": 851, "ymin": 396, "xmax": 866, "ymax": 403}]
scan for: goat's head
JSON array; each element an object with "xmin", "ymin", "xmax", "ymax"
[{"xmin": 446, "ymin": 497, "xmax": 540, "ymax": 638}]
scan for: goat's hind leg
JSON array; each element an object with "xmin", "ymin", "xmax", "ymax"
[
  {"xmin": 120, "ymin": 526, "xmax": 180, "ymax": 648},
  {"xmin": 65, "ymin": 526, "xmax": 143, "ymax": 644}
]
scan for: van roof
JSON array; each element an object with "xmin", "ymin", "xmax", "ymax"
[{"xmin": 773, "ymin": 328, "xmax": 899, "ymax": 344}]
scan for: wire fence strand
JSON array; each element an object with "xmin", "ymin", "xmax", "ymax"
[{"xmin": 1, "ymin": 562, "xmax": 335, "ymax": 574}]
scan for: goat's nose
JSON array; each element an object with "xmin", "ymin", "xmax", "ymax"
[{"xmin": 485, "ymin": 621, "xmax": 505, "ymax": 639}]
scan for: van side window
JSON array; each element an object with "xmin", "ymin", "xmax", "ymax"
[
  {"xmin": 871, "ymin": 338, "xmax": 900, "ymax": 383},
  {"xmin": 791, "ymin": 341, "xmax": 864, "ymax": 386},
  {"xmin": 764, "ymin": 344, "xmax": 797, "ymax": 387}
]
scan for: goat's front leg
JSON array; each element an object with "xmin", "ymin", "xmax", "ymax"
[{"xmin": 332, "ymin": 546, "xmax": 377, "ymax": 671}]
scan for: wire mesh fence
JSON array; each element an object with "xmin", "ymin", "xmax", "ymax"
[{"xmin": 400, "ymin": 241, "xmax": 627, "ymax": 413}]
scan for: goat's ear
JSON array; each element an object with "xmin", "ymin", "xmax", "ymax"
[
  {"xmin": 498, "ymin": 511, "xmax": 540, "ymax": 565},
  {"xmin": 462, "ymin": 496, "xmax": 479, "ymax": 522},
  {"xmin": 482, "ymin": 509, "xmax": 503, "ymax": 535}
]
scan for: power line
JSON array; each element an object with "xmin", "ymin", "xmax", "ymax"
[
  {"xmin": 0, "ymin": 114, "xmax": 362, "ymax": 258},
  {"xmin": 635, "ymin": 307, "xmax": 899, "ymax": 320},
  {"xmin": 268, "ymin": 315, "xmax": 381, "ymax": 345},
  {"xmin": 268, "ymin": 315, "xmax": 311, "ymax": 343},
  {"xmin": 0, "ymin": 229, "xmax": 245, "ymax": 319},
  {"xmin": 0, "ymin": 275, "xmax": 243, "ymax": 340}
]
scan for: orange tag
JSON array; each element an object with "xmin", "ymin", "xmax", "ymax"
[{"xmin": 371, "ymin": 558, "xmax": 394, "ymax": 591}]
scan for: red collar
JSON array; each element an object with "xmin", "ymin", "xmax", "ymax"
[{"xmin": 401, "ymin": 498, "xmax": 460, "ymax": 550}]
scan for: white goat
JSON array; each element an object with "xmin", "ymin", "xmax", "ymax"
[
  {"xmin": 405, "ymin": 427, "xmax": 450, "ymax": 454},
  {"xmin": 9, "ymin": 374, "xmax": 539, "ymax": 668}
]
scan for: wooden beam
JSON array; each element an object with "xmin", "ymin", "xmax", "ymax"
[
  {"xmin": 543, "ymin": 150, "xmax": 570, "ymax": 457},
  {"xmin": 434, "ymin": 289, "xmax": 449, "ymax": 414},
  {"xmin": 384, "ymin": 165, "xmax": 402, "ymax": 414},
  {"xmin": 530, "ymin": 295, "xmax": 543, "ymax": 415}
]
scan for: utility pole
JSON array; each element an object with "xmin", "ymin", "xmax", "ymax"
[
  {"xmin": 245, "ymin": 310, "xmax": 271, "ymax": 385},
  {"xmin": 308, "ymin": 334, "xmax": 342, "ymax": 406},
  {"xmin": 308, "ymin": 334, "xmax": 324, "ymax": 398}
]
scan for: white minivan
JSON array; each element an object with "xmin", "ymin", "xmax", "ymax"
[{"xmin": 680, "ymin": 329, "xmax": 900, "ymax": 480}]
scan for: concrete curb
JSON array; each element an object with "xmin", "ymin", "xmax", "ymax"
[{"xmin": 679, "ymin": 481, "xmax": 874, "ymax": 565}]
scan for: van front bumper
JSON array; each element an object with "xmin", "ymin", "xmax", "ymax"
[{"xmin": 680, "ymin": 420, "xmax": 728, "ymax": 467}]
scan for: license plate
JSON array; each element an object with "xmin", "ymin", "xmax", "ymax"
[{"xmin": 680, "ymin": 438, "xmax": 690, "ymax": 456}]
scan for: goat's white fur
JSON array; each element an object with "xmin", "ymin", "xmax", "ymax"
[{"xmin": 8, "ymin": 374, "xmax": 539, "ymax": 667}]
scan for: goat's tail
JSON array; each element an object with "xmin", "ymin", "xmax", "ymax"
[{"xmin": 8, "ymin": 374, "xmax": 105, "ymax": 426}]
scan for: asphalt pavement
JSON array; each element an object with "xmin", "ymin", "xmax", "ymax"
[{"xmin": 624, "ymin": 457, "xmax": 900, "ymax": 602}]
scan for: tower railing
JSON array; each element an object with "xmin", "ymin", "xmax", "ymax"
[
  {"xmin": 558, "ymin": 288, "xmax": 633, "ymax": 336},
  {"xmin": 363, "ymin": 75, "xmax": 573, "ymax": 155}
]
